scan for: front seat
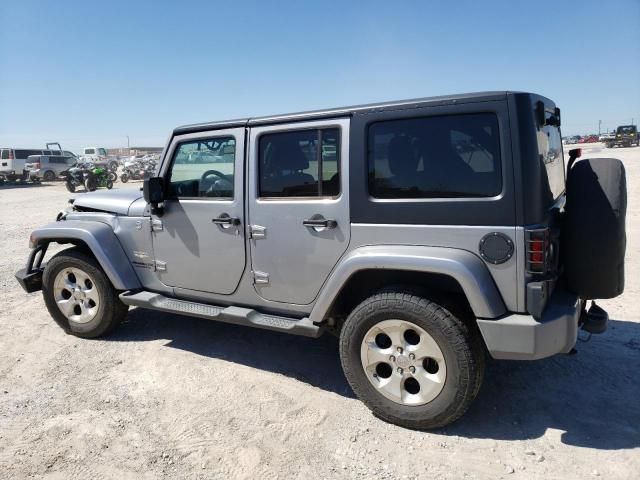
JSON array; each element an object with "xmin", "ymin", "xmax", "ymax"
[{"xmin": 262, "ymin": 138, "xmax": 315, "ymax": 195}]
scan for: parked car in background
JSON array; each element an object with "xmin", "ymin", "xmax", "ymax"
[
  {"xmin": 563, "ymin": 135, "xmax": 580, "ymax": 144},
  {"xmin": 1, "ymin": 143, "xmax": 76, "ymax": 183},
  {"xmin": 25, "ymin": 154, "xmax": 78, "ymax": 181},
  {"xmin": 599, "ymin": 132, "xmax": 615, "ymax": 142},
  {"xmin": 81, "ymin": 147, "xmax": 119, "ymax": 171},
  {"xmin": 604, "ymin": 125, "xmax": 639, "ymax": 148}
]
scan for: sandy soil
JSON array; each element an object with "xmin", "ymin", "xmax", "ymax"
[{"xmin": 1, "ymin": 144, "xmax": 638, "ymax": 479}]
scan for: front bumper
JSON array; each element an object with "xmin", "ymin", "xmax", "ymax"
[
  {"xmin": 15, "ymin": 244, "xmax": 48, "ymax": 293},
  {"xmin": 477, "ymin": 289, "xmax": 583, "ymax": 360}
]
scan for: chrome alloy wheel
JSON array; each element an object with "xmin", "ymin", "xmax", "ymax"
[
  {"xmin": 52, "ymin": 267, "xmax": 100, "ymax": 324},
  {"xmin": 360, "ymin": 319, "xmax": 447, "ymax": 406}
]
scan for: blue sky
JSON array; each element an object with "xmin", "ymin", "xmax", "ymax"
[{"xmin": 1, "ymin": 0, "xmax": 639, "ymax": 152}]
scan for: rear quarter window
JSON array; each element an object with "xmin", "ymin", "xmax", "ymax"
[
  {"xmin": 536, "ymin": 117, "xmax": 565, "ymax": 200},
  {"xmin": 368, "ymin": 113, "xmax": 502, "ymax": 198}
]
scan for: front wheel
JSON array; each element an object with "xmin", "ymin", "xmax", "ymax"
[
  {"xmin": 339, "ymin": 291, "xmax": 485, "ymax": 429},
  {"xmin": 106, "ymin": 179, "xmax": 113, "ymax": 189},
  {"xmin": 65, "ymin": 181, "xmax": 76, "ymax": 193},
  {"xmin": 42, "ymin": 248, "xmax": 128, "ymax": 338},
  {"xmin": 120, "ymin": 173, "xmax": 129, "ymax": 183}
]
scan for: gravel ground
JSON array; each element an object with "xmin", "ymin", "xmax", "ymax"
[{"xmin": 1, "ymin": 144, "xmax": 639, "ymax": 479}]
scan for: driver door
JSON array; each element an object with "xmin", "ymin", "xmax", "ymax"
[{"xmin": 151, "ymin": 128, "xmax": 246, "ymax": 294}]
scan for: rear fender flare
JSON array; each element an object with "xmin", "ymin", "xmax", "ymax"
[
  {"xmin": 30, "ymin": 220, "xmax": 141, "ymax": 290},
  {"xmin": 310, "ymin": 245, "xmax": 506, "ymax": 323}
]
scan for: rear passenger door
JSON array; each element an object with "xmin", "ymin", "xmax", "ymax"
[{"xmin": 248, "ymin": 118, "xmax": 350, "ymax": 304}]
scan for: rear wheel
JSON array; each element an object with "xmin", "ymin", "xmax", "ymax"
[
  {"xmin": 43, "ymin": 170, "xmax": 56, "ymax": 181},
  {"xmin": 65, "ymin": 181, "xmax": 76, "ymax": 193},
  {"xmin": 42, "ymin": 248, "xmax": 128, "ymax": 338},
  {"xmin": 106, "ymin": 179, "xmax": 113, "ymax": 189},
  {"xmin": 339, "ymin": 291, "xmax": 484, "ymax": 429},
  {"xmin": 85, "ymin": 177, "xmax": 97, "ymax": 191},
  {"xmin": 120, "ymin": 173, "xmax": 129, "ymax": 183}
]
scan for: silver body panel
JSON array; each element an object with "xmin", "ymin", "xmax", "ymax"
[
  {"xmin": 347, "ymin": 224, "xmax": 522, "ymax": 313},
  {"xmin": 308, "ymin": 244, "xmax": 507, "ymax": 323},
  {"xmin": 247, "ymin": 118, "xmax": 351, "ymax": 304},
  {"xmin": 151, "ymin": 127, "xmax": 246, "ymax": 295},
  {"xmin": 73, "ymin": 189, "xmax": 144, "ymax": 215},
  {"xmin": 29, "ymin": 220, "xmax": 141, "ymax": 291}
]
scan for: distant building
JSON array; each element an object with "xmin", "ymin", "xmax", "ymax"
[{"xmin": 107, "ymin": 146, "xmax": 163, "ymax": 156}]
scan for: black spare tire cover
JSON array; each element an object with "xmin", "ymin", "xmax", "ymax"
[{"xmin": 564, "ymin": 158, "xmax": 626, "ymax": 299}]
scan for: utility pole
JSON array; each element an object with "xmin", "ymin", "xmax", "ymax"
[
  {"xmin": 598, "ymin": 120, "xmax": 602, "ymax": 135},
  {"xmin": 126, "ymin": 135, "xmax": 130, "ymax": 155}
]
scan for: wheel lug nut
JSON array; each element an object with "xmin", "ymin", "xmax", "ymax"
[
  {"xmin": 409, "ymin": 366, "xmax": 416, "ymax": 373},
  {"xmin": 409, "ymin": 353, "xmax": 415, "ymax": 360},
  {"xmin": 397, "ymin": 347, "xmax": 403, "ymax": 354},
  {"xmin": 389, "ymin": 355, "xmax": 395, "ymax": 362},
  {"xmin": 397, "ymin": 367, "xmax": 403, "ymax": 374}
]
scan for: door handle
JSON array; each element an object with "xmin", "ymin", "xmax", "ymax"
[
  {"xmin": 212, "ymin": 214, "xmax": 240, "ymax": 226},
  {"xmin": 303, "ymin": 218, "xmax": 337, "ymax": 229}
]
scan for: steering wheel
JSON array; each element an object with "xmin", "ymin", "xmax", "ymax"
[{"xmin": 200, "ymin": 169, "xmax": 232, "ymax": 195}]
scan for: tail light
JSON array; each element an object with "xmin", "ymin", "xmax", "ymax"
[{"xmin": 526, "ymin": 228, "xmax": 550, "ymax": 273}]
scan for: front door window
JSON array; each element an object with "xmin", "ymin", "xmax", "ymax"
[{"xmin": 168, "ymin": 138, "xmax": 235, "ymax": 199}]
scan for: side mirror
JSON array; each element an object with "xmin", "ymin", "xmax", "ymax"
[{"xmin": 143, "ymin": 177, "xmax": 165, "ymax": 214}]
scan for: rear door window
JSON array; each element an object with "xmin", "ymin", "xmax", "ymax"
[
  {"xmin": 259, "ymin": 128, "xmax": 340, "ymax": 198},
  {"xmin": 368, "ymin": 113, "xmax": 502, "ymax": 198}
]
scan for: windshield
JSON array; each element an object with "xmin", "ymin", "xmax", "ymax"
[
  {"xmin": 617, "ymin": 126, "xmax": 636, "ymax": 134},
  {"xmin": 84, "ymin": 148, "xmax": 95, "ymax": 155}
]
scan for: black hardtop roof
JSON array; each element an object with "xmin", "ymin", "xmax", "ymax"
[{"xmin": 173, "ymin": 91, "xmax": 531, "ymax": 136}]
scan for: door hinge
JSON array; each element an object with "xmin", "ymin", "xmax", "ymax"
[
  {"xmin": 249, "ymin": 225, "xmax": 266, "ymax": 239},
  {"xmin": 253, "ymin": 271, "xmax": 269, "ymax": 284},
  {"xmin": 151, "ymin": 219, "xmax": 163, "ymax": 232},
  {"xmin": 155, "ymin": 260, "xmax": 167, "ymax": 272}
]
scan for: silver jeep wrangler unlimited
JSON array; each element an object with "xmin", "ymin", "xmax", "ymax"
[{"xmin": 16, "ymin": 92, "xmax": 627, "ymax": 428}]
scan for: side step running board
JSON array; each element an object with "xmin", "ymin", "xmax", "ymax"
[{"xmin": 119, "ymin": 291, "xmax": 321, "ymax": 338}]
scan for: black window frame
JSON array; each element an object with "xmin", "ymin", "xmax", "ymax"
[
  {"xmin": 349, "ymin": 99, "xmax": 515, "ymax": 227},
  {"xmin": 165, "ymin": 135, "xmax": 237, "ymax": 201},
  {"xmin": 257, "ymin": 127, "xmax": 341, "ymax": 199}
]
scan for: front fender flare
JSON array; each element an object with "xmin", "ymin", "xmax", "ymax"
[
  {"xmin": 30, "ymin": 220, "xmax": 141, "ymax": 291},
  {"xmin": 309, "ymin": 245, "xmax": 506, "ymax": 323}
]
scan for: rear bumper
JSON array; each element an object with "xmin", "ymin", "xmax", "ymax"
[{"xmin": 477, "ymin": 289, "xmax": 582, "ymax": 360}]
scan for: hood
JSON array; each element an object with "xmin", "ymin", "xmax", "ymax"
[{"xmin": 72, "ymin": 189, "xmax": 143, "ymax": 215}]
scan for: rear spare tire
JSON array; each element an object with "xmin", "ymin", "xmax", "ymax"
[{"xmin": 564, "ymin": 158, "xmax": 626, "ymax": 299}]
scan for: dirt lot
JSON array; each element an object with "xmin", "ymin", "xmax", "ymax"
[{"xmin": 1, "ymin": 144, "xmax": 639, "ymax": 480}]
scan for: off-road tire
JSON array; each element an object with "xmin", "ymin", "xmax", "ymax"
[
  {"xmin": 42, "ymin": 248, "xmax": 128, "ymax": 338},
  {"xmin": 43, "ymin": 170, "xmax": 56, "ymax": 182},
  {"xmin": 339, "ymin": 291, "xmax": 485, "ymax": 429}
]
